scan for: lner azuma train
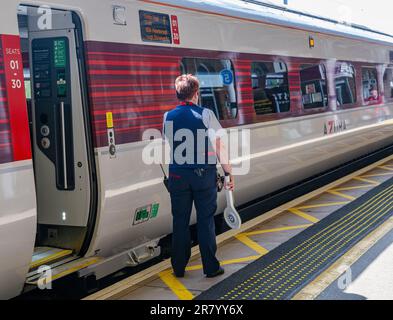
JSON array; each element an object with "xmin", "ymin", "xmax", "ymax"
[{"xmin": 1, "ymin": 0, "xmax": 393, "ymax": 299}]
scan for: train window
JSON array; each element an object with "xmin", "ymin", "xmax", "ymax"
[
  {"xmin": 335, "ymin": 62, "xmax": 357, "ymax": 106},
  {"xmin": 362, "ymin": 68, "xmax": 379, "ymax": 103},
  {"xmin": 383, "ymin": 68, "xmax": 393, "ymax": 100},
  {"xmin": 300, "ymin": 64, "xmax": 328, "ymax": 109},
  {"xmin": 181, "ymin": 58, "xmax": 238, "ymax": 120},
  {"xmin": 251, "ymin": 61, "xmax": 290, "ymax": 115}
]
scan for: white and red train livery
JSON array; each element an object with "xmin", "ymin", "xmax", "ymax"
[{"xmin": 1, "ymin": 0, "xmax": 393, "ymax": 299}]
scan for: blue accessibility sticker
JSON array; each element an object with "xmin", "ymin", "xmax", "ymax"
[{"xmin": 220, "ymin": 69, "xmax": 234, "ymax": 86}]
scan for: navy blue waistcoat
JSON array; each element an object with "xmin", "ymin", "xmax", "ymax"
[{"xmin": 164, "ymin": 103, "xmax": 217, "ymax": 170}]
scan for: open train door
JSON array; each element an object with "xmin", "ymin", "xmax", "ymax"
[{"xmin": 23, "ymin": 7, "xmax": 96, "ymax": 254}]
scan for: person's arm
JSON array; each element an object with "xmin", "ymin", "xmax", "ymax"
[
  {"xmin": 215, "ymin": 137, "xmax": 234, "ymax": 191},
  {"xmin": 203, "ymin": 109, "xmax": 234, "ymax": 190},
  {"xmin": 215, "ymin": 137, "xmax": 231, "ymax": 174}
]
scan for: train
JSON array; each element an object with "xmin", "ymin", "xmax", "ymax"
[{"xmin": 1, "ymin": 0, "xmax": 393, "ymax": 299}]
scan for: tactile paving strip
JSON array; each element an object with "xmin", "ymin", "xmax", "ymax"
[{"xmin": 197, "ymin": 176, "xmax": 393, "ymax": 300}]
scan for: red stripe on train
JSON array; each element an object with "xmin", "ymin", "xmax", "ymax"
[
  {"xmin": 92, "ymin": 105, "xmax": 174, "ymax": 115},
  {"xmin": 88, "ymin": 70, "xmax": 178, "ymax": 76},
  {"xmin": 89, "ymin": 83, "xmax": 174, "ymax": 88},
  {"xmin": 88, "ymin": 60, "xmax": 177, "ymax": 68},
  {"xmin": 95, "ymin": 114, "xmax": 165, "ymax": 123},
  {"xmin": 91, "ymin": 89, "xmax": 175, "ymax": 98},
  {"xmin": 87, "ymin": 51, "xmax": 181, "ymax": 60}
]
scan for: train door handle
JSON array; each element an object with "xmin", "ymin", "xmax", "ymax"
[{"xmin": 59, "ymin": 101, "xmax": 68, "ymax": 190}]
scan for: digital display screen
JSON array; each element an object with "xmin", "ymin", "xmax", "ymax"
[
  {"xmin": 139, "ymin": 10, "xmax": 172, "ymax": 44},
  {"xmin": 54, "ymin": 39, "xmax": 67, "ymax": 68}
]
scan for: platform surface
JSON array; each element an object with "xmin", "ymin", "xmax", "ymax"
[
  {"xmin": 317, "ymin": 228, "xmax": 393, "ymax": 300},
  {"xmin": 197, "ymin": 175, "xmax": 393, "ymax": 300},
  {"xmin": 89, "ymin": 159, "xmax": 393, "ymax": 300}
]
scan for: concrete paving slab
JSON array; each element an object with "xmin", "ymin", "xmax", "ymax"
[
  {"xmin": 249, "ymin": 212, "xmax": 312, "ymax": 230},
  {"xmin": 175, "ymin": 263, "xmax": 249, "ymax": 292},
  {"xmin": 120, "ymin": 284, "xmax": 201, "ymax": 300}
]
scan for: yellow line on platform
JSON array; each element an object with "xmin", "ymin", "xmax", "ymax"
[
  {"xmin": 162, "ymin": 253, "xmax": 264, "ymax": 300},
  {"xmin": 235, "ymin": 234, "xmax": 269, "ymax": 255},
  {"xmin": 333, "ymin": 185, "xmax": 374, "ymax": 191},
  {"xmin": 186, "ymin": 255, "xmax": 262, "ymax": 272},
  {"xmin": 326, "ymin": 190, "xmax": 356, "ymax": 201},
  {"xmin": 361, "ymin": 173, "xmax": 393, "ymax": 178},
  {"xmin": 353, "ymin": 177, "xmax": 379, "ymax": 185},
  {"xmin": 288, "ymin": 208, "xmax": 320, "ymax": 223},
  {"xmin": 296, "ymin": 202, "xmax": 349, "ymax": 210},
  {"xmin": 221, "ymin": 255, "xmax": 263, "ymax": 265},
  {"xmin": 378, "ymin": 166, "xmax": 393, "ymax": 172},
  {"xmin": 245, "ymin": 224, "xmax": 312, "ymax": 236},
  {"xmin": 159, "ymin": 270, "xmax": 194, "ymax": 300}
]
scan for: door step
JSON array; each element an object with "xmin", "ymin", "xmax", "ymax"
[
  {"xmin": 30, "ymin": 247, "xmax": 74, "ymax": 270},
  {"xmin": 27, "ymin": 253, "xmax": 101, "ymax": 285}
]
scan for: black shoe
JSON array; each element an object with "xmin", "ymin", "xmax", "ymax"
[
  {"xmin": 206, "ymin": 267, "xmax": 225, "ymax": 278},
  {"xmin": 174, "ymin": 272, "xmax": 185, "ymax": 278}
]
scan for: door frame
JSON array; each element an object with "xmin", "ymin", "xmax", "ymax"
[
  {"xmin": 70, "ymin": 11, "xmax": 98, "ymax": 256},
  {"xmin": 21, "ymin": 4, "xmax": 98, "ymax": 255}
]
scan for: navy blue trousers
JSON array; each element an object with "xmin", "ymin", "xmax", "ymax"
[{"xmin": 168, "ymin": 167, "xmax": 220, "ymax": 275}]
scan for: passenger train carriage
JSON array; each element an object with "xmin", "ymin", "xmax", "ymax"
[{"xmin": 1, "ymin": 0, "xmax": 393, "ymax": 299}]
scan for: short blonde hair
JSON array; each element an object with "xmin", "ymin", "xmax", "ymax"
[{"xmin": 175, "ymin": 74, "xmax": 200, "ymax": 101}]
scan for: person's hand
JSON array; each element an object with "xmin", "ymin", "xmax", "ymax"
[{"xmin": 225, "ymin": 174, "xmax": 235, "ymax": 191}]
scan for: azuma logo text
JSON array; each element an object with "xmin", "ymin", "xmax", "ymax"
[{"xmin": 324, "ymin": 119, "xmax": 347, "ymax": 135}]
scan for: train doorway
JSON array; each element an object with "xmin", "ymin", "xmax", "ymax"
[{"xmin": 17, "ymin": 5, "xmax": 97, "ymax": 259}]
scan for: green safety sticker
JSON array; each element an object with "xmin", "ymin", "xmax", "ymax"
[
  {"xmin": 133, "ymin": 203, "xmax": 160, "ymax": 225},
  {"xmin": 54, "ymin": 39, "xmax": 66, "ymax": 68},
  {"xmin": 150, "ymin": 203, "xmax": 160, "ymax": 218}
]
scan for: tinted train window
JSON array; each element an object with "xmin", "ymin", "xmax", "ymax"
[
  {"xmin": 181, "ymin": 58, "xmax": 238, "ymax": 120},
  {"xmin": 362, "ymin": 68, "xmax": 379, "ymax": 103},
  {"xmin": 251, "ymin": 61, "xmax": 290, "ymax": 115},
  {"xmin": 383, "ymin": 68, "xmax": 393, "ymax": 100},
  {"xmin": 335, "ymin": 63, "xmax": 357, "ymax": 106},
  {"xmin": 300, "ymin": 64, "xmax": 328, "ymax": 109}
]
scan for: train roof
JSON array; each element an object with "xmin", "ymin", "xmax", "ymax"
[{"xmin": 157, "ymin": 0, "xmax": 393, "ymax": 46}]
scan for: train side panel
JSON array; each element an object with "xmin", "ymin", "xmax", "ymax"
[
  {"xmin": 77, "ymin": 1, "xmax": 393, "ymax": 257},
  {"xmin": 0, "ymin": 7, "xmax": 37, "ymax": 299}
]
